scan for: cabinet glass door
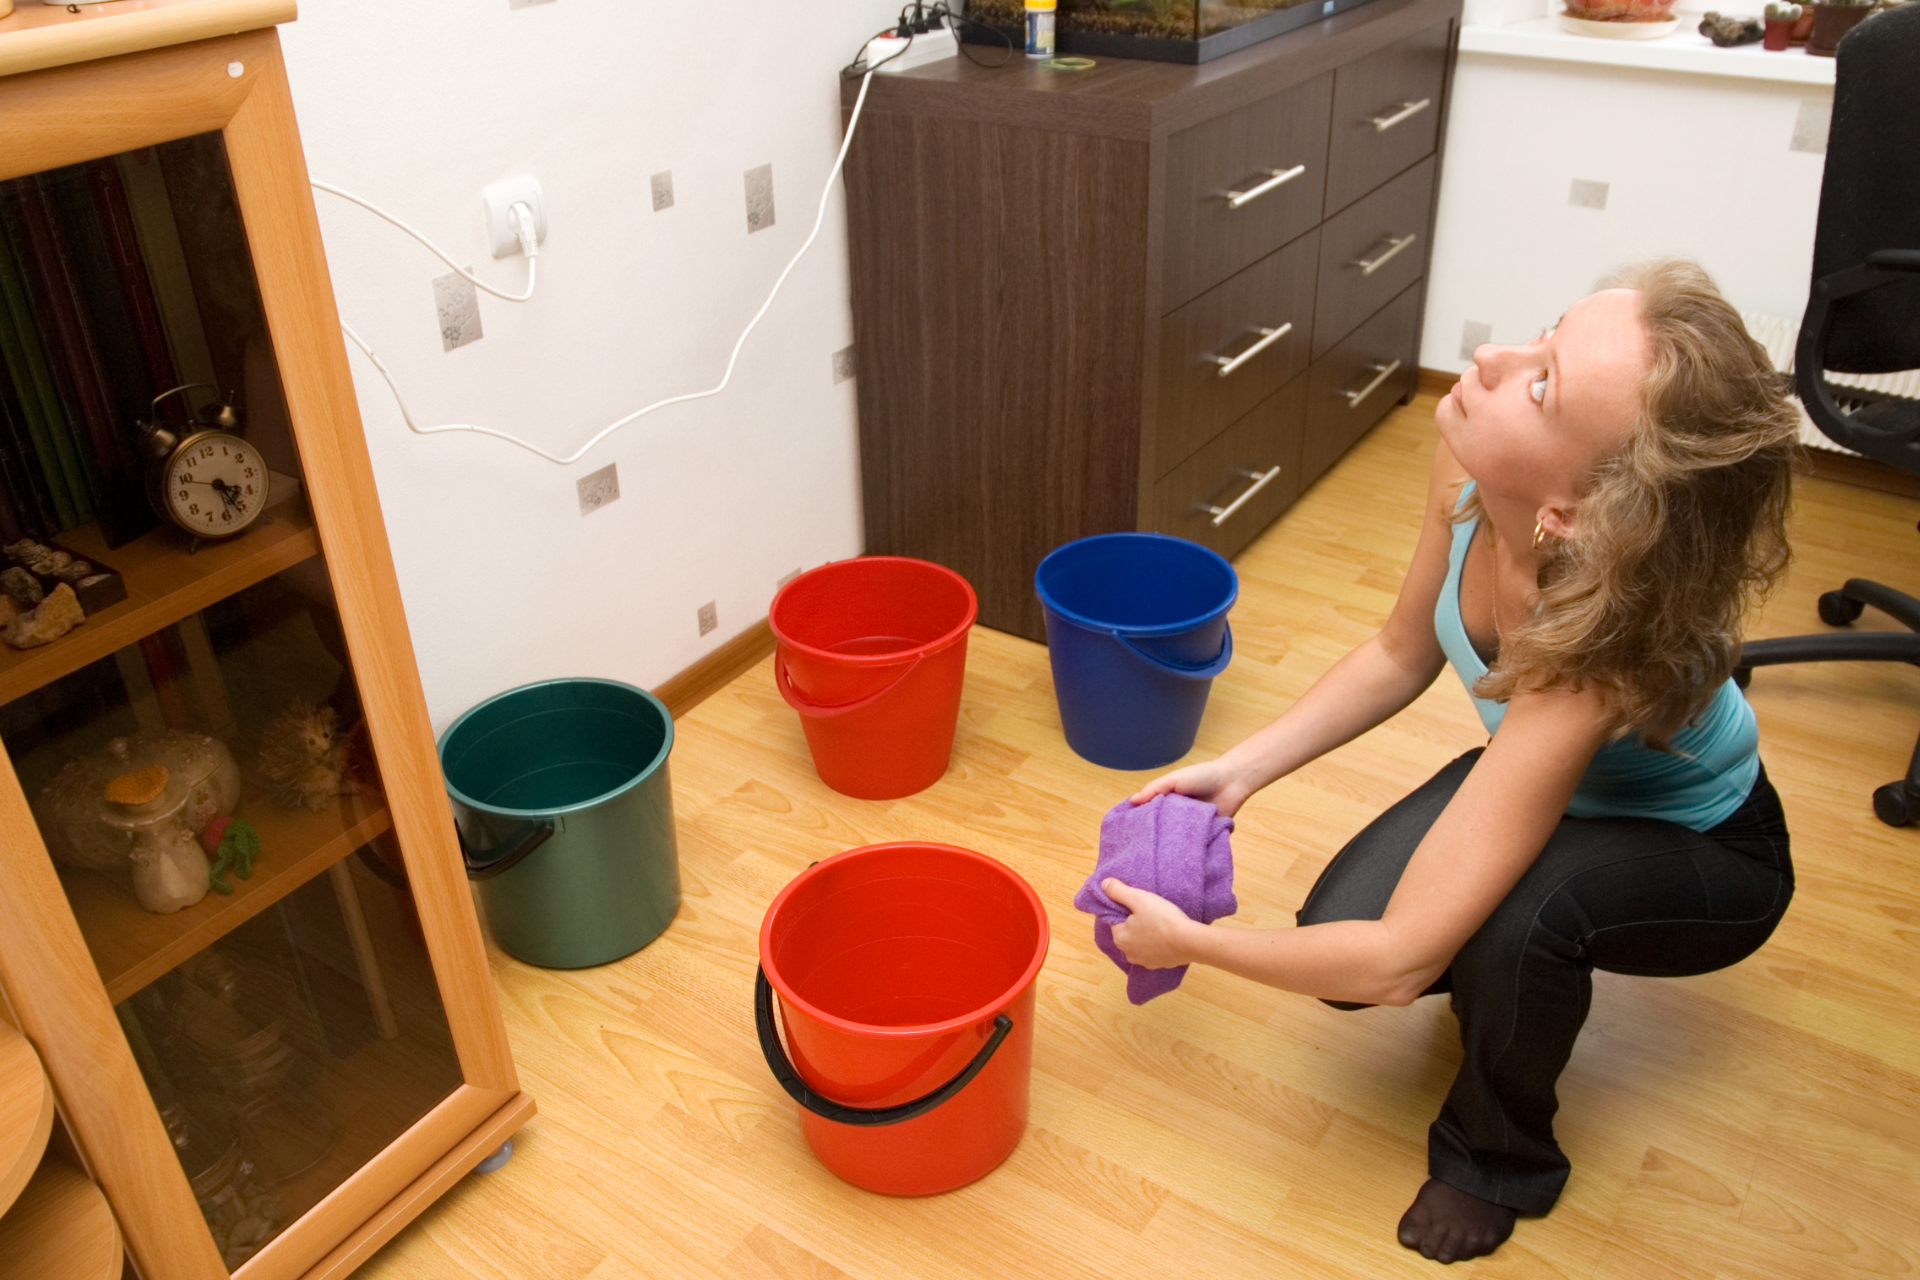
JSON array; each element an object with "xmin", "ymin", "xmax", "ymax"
[{"xmin": 0, "ymin": 131, "xmax": 464, "ymax": 1273}]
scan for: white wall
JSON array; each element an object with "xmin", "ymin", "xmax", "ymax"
[
  {"xmin": 277, "ymin": 0, "xmax": 890, "ymax": 729},
  {"xmin": 1422, "ymin": 46, "xmax": 1832, "ymax": 371}
]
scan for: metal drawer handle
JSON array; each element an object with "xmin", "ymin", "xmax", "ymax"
[
  {"xmin": 1342, "ymin": 359, "xmax": 1403, "ymax": 407},
  {"xmin": 1213, "ymin": 321, "xmax": 1293, "ymax": 378},
  {"xmin": 1226, "ymin": 164, "xmax": 1307, "ymax": 210},
  {"xmin": 1351, "ymin": 233, "xmax": 1417, "ymax": 277},
  {"xmin": 1198, "ymin": 466, "xmax": 1284, "ymax": 527},
  {"xmin": 1369, "ymin": 98, "xmax": 1431, "ymax": 132}
]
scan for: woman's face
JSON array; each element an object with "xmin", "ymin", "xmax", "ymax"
[{"xmin": 1436, "ymin": 288, "xmax": 1651, "ymax": 511}]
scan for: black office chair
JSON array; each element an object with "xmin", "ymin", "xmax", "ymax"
[{"xmin": 1735, "ymin": 2, "xmax": 1920, "ymax": 826}]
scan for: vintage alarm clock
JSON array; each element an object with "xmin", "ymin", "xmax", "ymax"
[{"xmin": 137, "ymin": 384, "xmax": 267, "ymax": 544}]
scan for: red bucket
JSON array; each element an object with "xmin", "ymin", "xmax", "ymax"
[
  {"xmin": 756, "ymin": 842, "xmax": 1049, "ymax": 1195},
  {"xmin": 769, "ymin": 557, "xmax": 976, "ymax": 800}
]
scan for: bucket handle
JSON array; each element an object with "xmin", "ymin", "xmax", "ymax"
[
  {"xmin": 458, "ymin": 820, "xmax": 556, "ymax": 881},
  {"xmin": 754, "ymin": 966, "xmax": 1013, "ymax": 1127},
  {"xmin": 1112, "ymin": 621, "xmax": 1233, "ymax": 680},
  {"xmin": 773, "ymin": 651, "xmax": 922, "ymax": 719}
]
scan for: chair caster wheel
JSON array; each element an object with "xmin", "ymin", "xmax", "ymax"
[
  {"xmin": 473, "ymin": 1139, "xmax": 515, "ymax": 1174},
  {"xmin": 1872, "ymin": 782, "xmax": 1918, "ymax": 828},
  {"xmin": 1733, "ymin": 666, "xmax": 1752, "ymax": 690},
  {"xmin": 1818, "ymin": 590, "xmax": 1865, "ymax": 627}
]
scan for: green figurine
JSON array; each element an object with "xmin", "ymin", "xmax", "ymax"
[{"xmin": 198, "ymin": 815, "xmax": 262, "ymax": 894}]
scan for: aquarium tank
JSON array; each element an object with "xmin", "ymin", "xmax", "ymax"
[{"xmin": 961, "ymin": 0, "xmax": 1387, "ymax": 63}]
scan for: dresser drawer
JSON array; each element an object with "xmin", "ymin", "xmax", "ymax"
[
  {"xmin": 1155, "ymin": 229, "xmax": 1318, "ymax": 478},
  {"xmin": 1323, "ymin": 21, "xmax": 1450, "ymax": 218},
  {"xmin": 1301, "ymin": 283, "xmax": 1421, "ymax": 486},
  {"xmin": 1313, "ymin": 155, "xmax": 1435, "ymax": 359},
  {"xmin": 1161, "ymin": 73, "xmax": 1333, "ymax": 311},
  {"xmin": 1153, "ymin": 375, "xmax": 1306, "ymax": 560}
]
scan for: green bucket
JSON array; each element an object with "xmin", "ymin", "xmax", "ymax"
[{"xmin": 437, "ymin": 678, "xmax": 680, "ymax": 968}]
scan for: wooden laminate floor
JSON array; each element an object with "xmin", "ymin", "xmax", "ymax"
[{"xmin": 359, "ymin": 395, "xmax": 1920, "ymax": 1280}]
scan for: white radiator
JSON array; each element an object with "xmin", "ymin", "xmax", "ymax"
[{"xmin": 1742, "ymin": 310, "xmax": 1920, "ymax": 456}]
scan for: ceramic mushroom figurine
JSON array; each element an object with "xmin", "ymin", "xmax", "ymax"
[
  {"xmin": 128, "ymin": 821, "xmax": 213, "ymax": 914},
  {"xmin": 102, "ymin": 764, "xmax": 212, "ymax": 914}
]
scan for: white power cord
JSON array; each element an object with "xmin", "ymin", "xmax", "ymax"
[
  {"xmin": 328, "ymin": 69, "xmax": 876, "ymax": 468},
  {"xmin": 313, "ymin": 180, "xmax": 540, "ymax": 301}
]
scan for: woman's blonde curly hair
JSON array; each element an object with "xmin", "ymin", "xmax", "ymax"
[{"xmin": 1462, "ymin": 259, "xmax": 1803, "ymax": 748}]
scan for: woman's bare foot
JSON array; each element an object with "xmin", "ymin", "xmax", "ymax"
[{"xmin": 1396, "ymin": 1178, "xmax": 1516, "ymax": 1263}]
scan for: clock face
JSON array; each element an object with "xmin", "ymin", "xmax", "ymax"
[{"xmin": 161, "ymin": 432, "xmax": 266, "ymax": 537}]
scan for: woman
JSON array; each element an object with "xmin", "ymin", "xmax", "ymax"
[{"xmin": 1103, "ymin": 260, "xmax": 1799, "ymax": 1264}]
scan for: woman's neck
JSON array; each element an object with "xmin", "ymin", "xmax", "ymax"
[{"xmin": 1475, "ymin": 488, "xmax": 1549, "ymax": 583}]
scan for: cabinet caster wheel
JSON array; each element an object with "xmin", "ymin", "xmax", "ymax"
[
  {"xmin": 1733, "ymin": 665, "xmax": 1752, "ymax": 690},
  {"xmin": 1818, "ymin": 590, "xmax": 1865, "ymax": 627},
  {"xmin": 1873, "ymin": 782, "xmax": 1918, "ymax": 828},
  {"xmin": 473, "ymin": 1139, "xmax": 515, "ymax": 1174}
]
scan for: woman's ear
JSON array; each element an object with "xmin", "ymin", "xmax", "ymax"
[{"xmin": 1536, "ymin": 504, "xmax": 1579, "ymax": 541}]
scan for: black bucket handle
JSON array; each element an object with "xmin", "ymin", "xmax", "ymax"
[
  {"xmin": 754, "ymin": 966, "xmax": 1012, "ymax": 1127},
  {"xmin": 459, "ymin": 819, "xmax": 556, "ymax": 881}
]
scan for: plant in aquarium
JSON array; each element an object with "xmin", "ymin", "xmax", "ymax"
[{"xmin": 1108, "ymin": 0, "xmax": 1187, "ymax": 35}]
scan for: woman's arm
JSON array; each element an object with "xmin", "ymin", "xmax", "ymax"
[
  {"xmin": 1133, "ymin": 442, "xmax": 1470, "ymax": 816},
  {"xmin": 1108, "ymin": 684, "xmax": 1612, "ymax": 1005}
]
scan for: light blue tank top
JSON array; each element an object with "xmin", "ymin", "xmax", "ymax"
[{"xmin": 1433, "ymin": 484, "xmax": 1759, "ymax": 831}]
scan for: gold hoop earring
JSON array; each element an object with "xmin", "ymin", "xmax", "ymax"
[{"xmin": 1532, "ymin": 521, "xmax": 1547, "ymax": 551}]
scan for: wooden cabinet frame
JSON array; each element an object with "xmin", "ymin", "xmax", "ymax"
[{"xmin": 0, "ymin": 19, "xmax": 532, "ymax": 1280}]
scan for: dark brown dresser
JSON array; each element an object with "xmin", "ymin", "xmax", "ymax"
[{"xmin": 844, "ymin": 0, "xmax": 1461, "ymax": 640}]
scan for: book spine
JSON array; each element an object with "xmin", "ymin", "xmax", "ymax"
[
  {"xmin": 43, "ymin": 165, "xmax": 159, "ymax": 548},
  {"xmin": 0, "ymin": 191, "xmax": 81, "ymax": 530},
  {"xmin": 115, "ymin": 149, "xmax": 220, "ymax": 400},
  {"xmin": 16, "ymin": 174, "xmax": 115, "ymax": 497},
  {"xmin": 0, "ymin": 357, "xmax": 57, "ymax": 536},
  {"xmin": 0, "ymin": 384, "xmax": 28, "ymax": 543},
  {"xmin": 88, "ymin": 158, "xmax": 179, "ymax": 403}
]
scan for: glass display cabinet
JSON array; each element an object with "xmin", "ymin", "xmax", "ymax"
[{"xmin": 0, "ymin": 5, "xmax": 534, "ymax": 1278}]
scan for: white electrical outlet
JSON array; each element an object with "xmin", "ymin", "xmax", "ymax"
[
  {"xmin": 433, "ymin": 271, "xmax": 482, "ymax": 351},
  {"xmin": 1459, "ymin": 320, "xmax": 1491, "ymax": 361},
  {"xmin": 697, "ymin": 601, "xmax": 718, "ymax": 636},
  {"xmin": 1790, "ymin": 99, "xmax": 1830, "ymax": 154},
  {"xmin": 576, "ymin": 463, "xmax": 618, "ymax": 516},
  {"xmin": 482, "ymin": 175, "xmax": 548, "ymax": 259},
  {"xmin": 1568, "ymin": 179, "xmax": 1609, "ymax": 211},
  {"xmin": 744, "ymin": 164, "xmax": 775, "ymax": 234}
]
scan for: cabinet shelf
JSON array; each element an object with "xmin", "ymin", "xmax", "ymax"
[
  {"xmin": 0, "ymin": 503, "xmax": 321, "ymax": 708},
  {"xmin": 0, "ymin": 1156, "xmax": 122, "ymax": 1280},
  {"xmin": 59, "ymin": 787, "xmax": 394, "ymax": 1004},
  {"xmin": 1, "ymin": 1022, "xmax": 54, "ymax": 1217}
]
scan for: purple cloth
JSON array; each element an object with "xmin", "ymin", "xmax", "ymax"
[{"xmin": 1073, "ymin": 793, "xmax": 1237, "ymax": 1004}]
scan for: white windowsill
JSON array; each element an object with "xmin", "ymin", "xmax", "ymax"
[{"xmin": 1458, "ymin": 6, "xmax": 1838, "ymax": 85}]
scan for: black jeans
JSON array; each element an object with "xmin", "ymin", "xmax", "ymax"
[{"xmin": 1296, "ymin": 748, "xmax": 1793, "ymax": 1214}]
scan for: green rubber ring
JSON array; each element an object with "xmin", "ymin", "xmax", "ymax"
[{"xmin": 1044, "ymin": 56, "xmax": 1096, "ymax": 70}]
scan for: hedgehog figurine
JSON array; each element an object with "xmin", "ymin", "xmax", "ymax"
[{"xmin": 254, "ymin": 699, "xmax": 357, "ymax": 813}]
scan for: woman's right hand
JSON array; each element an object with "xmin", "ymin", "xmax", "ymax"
[{"xmin": 1128, "ymin": 756, "xmax": 1260, "ymax": 817}]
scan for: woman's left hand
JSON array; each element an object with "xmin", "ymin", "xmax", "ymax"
[{"xmin": 1103, "ymin": 878, "xmax": 1200, "ymax": 969}]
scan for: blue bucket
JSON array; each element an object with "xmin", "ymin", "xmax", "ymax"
[{"xmin": 1034, "ymin": 533, "xmax": 1237, "ymax": 770}]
